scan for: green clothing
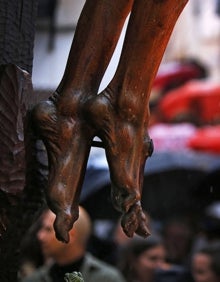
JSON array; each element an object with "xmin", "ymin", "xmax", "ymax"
[{"xmin": 22, "ymin": 253, "xmax": 126, "ymax": 282}]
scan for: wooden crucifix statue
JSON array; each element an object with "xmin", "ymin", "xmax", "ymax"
[{"xmin": 32, "ymin": 0, "xmax": 188, "ymax": 243}]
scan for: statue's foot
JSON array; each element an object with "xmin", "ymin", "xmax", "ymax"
[
  {"xmin": 84, "ymin": 89, "xmax": 152, "ymax": 238},
  {"xmin": 31, "ymin": 93, "xmax": 94, "ymax": 242},
  {"xmin": 121, "ymin": 202, "xmax": 151, "ymax": 238}
]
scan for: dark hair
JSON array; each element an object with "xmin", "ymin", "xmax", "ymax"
[
  {"xmin": 196, "ymin": 243, "xmax": 220, "ymax": 276},
  {"xmin": 125, "ymin": 236, "xmax": 163, "ymax": 257},
  {"xmin": 117, "ymin": 235, "xmax": 163, "ymax": 282}
]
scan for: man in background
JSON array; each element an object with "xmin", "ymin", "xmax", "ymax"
[{"xmin": 21, "ymin": 206, "xmax": 125, "ymax": 282}]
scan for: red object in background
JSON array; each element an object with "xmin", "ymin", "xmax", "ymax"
[
  {"xmin": 153, "ymin": 60, "xmax": 207, "ymax": 92},
  {"xmin": 187, "ymin": 126, "xmax": 220, "ymax": 154},
  {"xmin": 158, "ymin": 81, "xmax": 220, "ymax": 124}
]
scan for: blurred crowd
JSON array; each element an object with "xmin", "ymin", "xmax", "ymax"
[{"xmin": 18, "ymin": 201, "xmax": 220, "ymax": 282}]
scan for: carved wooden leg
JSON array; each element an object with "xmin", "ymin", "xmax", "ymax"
[
  {"xmin": 31, "ymin": 0, "xmax": 133, "ymax": 242},
  {"xmin": 84, "ymin": 0, "xmax": 188, "ymax": 238}
]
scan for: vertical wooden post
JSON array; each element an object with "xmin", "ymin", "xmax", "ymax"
[{"xmin": 0, "ymin": 1, "xmax": 40, "ymax": 281}]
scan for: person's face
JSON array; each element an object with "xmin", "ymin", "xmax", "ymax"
[
  {"xmin": 134, "ymin": 245, "xmax": 166, "ymax": 279},
  {"xmin": 37, "ymin": 210, "xmax": 69, "ymax": 260},
  {"xmin": 192, "ymin": 253, "xmax": 219, "ymax": 282},
  {"xmin": 164, "ymin": 223, "xmax": 191, "ymax": 262}
]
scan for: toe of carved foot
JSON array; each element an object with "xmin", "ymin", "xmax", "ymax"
[{"xmin": 121, "ymin": 204, "xmax": 151, "ymax": 238}]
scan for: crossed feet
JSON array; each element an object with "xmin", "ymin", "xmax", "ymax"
[{"xmin": 31, "ymin": 87, "xmax": 153, "ymax": 242}]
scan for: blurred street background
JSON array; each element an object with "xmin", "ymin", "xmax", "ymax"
[{"xmin": 33, "ymin": 0, "xmax": 220, "ymax": 89}]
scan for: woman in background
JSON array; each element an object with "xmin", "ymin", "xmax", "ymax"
[
  {"xmin": 117, "ymin": 235, "xmax": 192, "ymax": 282},
  {"xmin": 191, "ymin": 243, "xmax": 220, "ymax": 282}
]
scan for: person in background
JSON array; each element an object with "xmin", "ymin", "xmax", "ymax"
[
  {"xmin": 192, "ymin": 201, "xmax": 220, "ymax": 257},
  {"xmin": 21, "ymin": 206, "xmax": 125, "ymax": 282},
  {"xmin": 117, "ymin": 235, "xmax": 192, "ymax": 282},
  {"xmin": 191, "ymin": 242, "xmax": 220, "ymax": 282},
  {"xmin": 161, "ymin": 218, "xmax": 194, "ymax": 268}
]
